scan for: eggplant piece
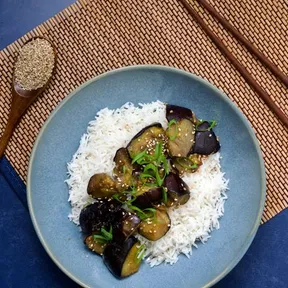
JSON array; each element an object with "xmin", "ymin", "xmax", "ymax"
[
  {"xmin": 192, "ymin": 121, "xmax": 220, "ymax": 155},
  {"xmin": 127, "ymin": 123, "xmax": 167, "ymax": 159},
  {"xmin": 171, "ymin": 155, "xmax": 200, "ymax": 175},
  {"xmin": 133, "ymin": 186, "xmax": 163, "ymax": 209},
  {"xmin": 84, "ymin": 235, "xmax": 107, "ymax": 255},
  {"xmin": 87, "ymin": 173, "xmax": 119, "ymax": 198},
  {"xmin": 164, "ymin": 173, "xmax": 190, "ymax": 205},
  {"xmin": 79, "ymin": 200, "xmax": 121, "ymax": 234},
  {"xmin": 166, "ymin": 104, "xmax": 197, "ymax": 123},
  {"xmin": 113, "ymin": 212, "xmax": 141, "ymax": 242},
  {"xmin": 113, "ymin": 148, "xmax": 134, "ymax": 188},
  {"xmin": 103, "ymin": 236, "xmax": 141, "ymax": 278},
  {"xmin": 167, "ymin": 118, "xmax": 195, "ymax": 157},
  {"xmin": 138, "ymin": 209, "xmax": 171, "ymax": 241}
]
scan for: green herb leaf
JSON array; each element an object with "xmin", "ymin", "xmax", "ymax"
[
  {"xmin": 128, "ymin": 205, "xmax": 147, "ymax": 219},
  {"xmin": 144, "ymin": 182, "xmax": 157, "ymax": 187},
  {"xmin": 132, "ymin": 150, "xmax": 148, "ymax": 164},
  {"xmin": 93, "ymin": 225, "xmax": 113, "ymax": 243},
  {"xmin": 154, "ymin": 142, "xmax": 161, "ymax": 160},
  {"xmin": 168, "ymin": 119, "xmax": 178, "ymax": 141},
  {"xmin": 128, "ymin": 205, "xmax": 156, "ymax": 220},
  {"xmin": 143, "ymin": 163, "xmax": 158, "ymax": 175},
  {"xmin": 93, "ymin": 235, "xmax": 108, "ymax": 244},
  {"xmin": 112, "ymin": 193, "xmax": 126, "ymax": 204},
  {"xmin": 143, "ymin": 208, "xmax": 156, "ymax": 219},
  {"xmin": 155, "ymin": 169, "xmax": 165, "ymax": 186},
  {"xmin": 168, "ymin": 119, "xmax": 177, "ymax": 127},
  {"xmin": 196, "ymin": 120, "xmax": 217, "ymax": 131},
  {"xmin": 140, "ymin": 173, "xmax": 156, "ymax": 180},
  {"xmin": 162, "ymin": 187, "xmax": 168, "ymax": 203},
  {"xmin": 122, "ymin": 165, "xmax": 127, "ymax": 174},
  {"xmin": 100, "ymin": 226, "xmax": 113, "ymax": 241},
  {"xmin": 135, "ymin": 244, "xmax": 146, "ymax": 263},
  {"xmin": 175, "ymin": 158, "xmax": 198, "ymax": 170},
  {"xmin": 159, "ymin": 155, "xmax": 169, "ymax": 174}
]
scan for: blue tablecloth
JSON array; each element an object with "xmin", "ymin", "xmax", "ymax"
[{"xmin": 0, "ymin": 1, "xmax": 287, "ymax": 287}]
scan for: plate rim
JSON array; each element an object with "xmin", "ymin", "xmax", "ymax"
[{"xmin": 27, "ymin": 64, "xmax": 266, "ymax": 288}]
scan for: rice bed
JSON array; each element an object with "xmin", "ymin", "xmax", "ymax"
[{"xmin": 66, "ymin": 101, "xmax": 228, "ymax": 266}]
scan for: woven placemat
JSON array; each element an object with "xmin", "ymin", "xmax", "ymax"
[{"xmin": 0, "ymin": 0, "xmax": 287, "ymax": 223}]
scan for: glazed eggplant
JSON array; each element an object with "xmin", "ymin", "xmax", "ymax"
[
  {"xmin": 113, "ymin": 148, "xmax": 134, "ymax": 188},
  {"xmin": 87, "ymin": 173, "xmax": 119, "ymax": 198},
  {"xmin": 79, "ymin": 200, "xmax": 121, "ymax": 234},
  {"xmin": 167, "ymin": 118, "xmax": 195, "ymax": 157},
  {"xmin": 164, "ymin": 173, "xmax": 190, "ymax": 205},
  {"xmin": 171, "ymin": 155, "xmax": 201, "ymax": 175},
  {"xmin": 138, "ymin": 208, "xmax": 171, "ymax": 241},
  {"xmin": 103, "ymin": 236, "xmax": 142, "ymax": 278},
  {"xmin": 166, "ymin": 104, "xmax": 196, "ymax": 123},
  {"xmin": 113, "ymin": 212, "xmax": 141, "ymax": 242},
  {"xmin": 192, "ymin": 121, "xmax": 220, "ymax": 155},
  {"xmin": 84, "ymin": 235, "xmax": 107, "ymax": 255},
  {"xmin": 127, "ymin": 123, "xmax": 167, "ymax": 159},
  {"xmin": 133, "ymin": 186, "xmax": 163, "ymax": 209}
]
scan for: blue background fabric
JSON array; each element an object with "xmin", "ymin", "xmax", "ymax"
[{"xmin": 0, "ymin": 1, "xmax": 287, "ymax": 287}]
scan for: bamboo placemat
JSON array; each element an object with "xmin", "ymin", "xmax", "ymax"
[{"xmin": 0, "ymin": 0, "xmax": 287, "ymax": 223}]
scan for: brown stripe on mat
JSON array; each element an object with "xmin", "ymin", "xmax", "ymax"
[{"xmin": 0, "ymin": 0, "xmax": 287, "ymax": 223}]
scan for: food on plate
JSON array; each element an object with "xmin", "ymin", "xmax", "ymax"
[{"xmin": 66, "ymin": 101, "xmax": 228, "ymax": 278}]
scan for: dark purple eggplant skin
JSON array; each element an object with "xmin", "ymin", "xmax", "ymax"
[
  {"xmin": 113, "ymin": 213, "xmax": 141, "ymax": 242},
  {"xmin": 133, "ymin": 187, "xmax": 163, "ymax": 209},
  {"xmin": 103, "ymin": 236, "xmax": 138, "ymax": 278},
  {"xmin": 79, "ymin": 199, "xmax": 121, "ymax": 234},
  {"xmin": 164, "ymin": 173, "xmax": 190, "ymax": 205},
  {"xmin": 192, "ymin": 121, "xmax": 220, "ymax": 155},
  {"xmin": 127, "ymin": 123, "xmax": 162, "ymax": 144},
  {"xmin": 166, "ymin": 104, "xmax": 193, "ymax": 122}
]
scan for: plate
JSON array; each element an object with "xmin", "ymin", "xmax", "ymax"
[{"xmin": 27, "ymin": 65, "xmax": 266, "ymax": 288}]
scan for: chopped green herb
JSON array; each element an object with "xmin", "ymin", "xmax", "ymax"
[
  {"xmin": 113, "ymin": 192, "xmax": 136, "ymax": 205},
  {"xmin": 128, "ymin": 205, "xmax": 156, "ymax": 220},
  {"xmin": 175, "ymin": 158, "xmax": 198, "ymax": 170},
  {"xmin": 162, "ymin": 187, "xmax": 167, "ymax": 203},
  {"xmin": 132, "ymin": 150, "xmax": 148, "ymax": 164},
  {"xmin": 135, "ymin": 244, "xmax": 146, "ymax": 263},
  {"xmin": 168, "ymin": 119, "xmax": 178, "ymax": 141},
  {"xmin": 93, "ymin": 225, "xmax": 113, "ymax": 243},
  {"xmin": 196, "ymin": 120, "xmax": 217, "ymax": 131},
  {"xmin": 122, "ymin": 165, "xmax": 127, "ymax": 174}
]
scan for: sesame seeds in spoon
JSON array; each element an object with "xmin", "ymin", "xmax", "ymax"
[{"xmin": 0, "ymin": 37, "xmax": 56, "ymax": 158}]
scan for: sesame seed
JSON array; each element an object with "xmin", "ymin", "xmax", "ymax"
[{"xmin": 14, "ymin": 38, "xmax": 55, "ymax": 90}]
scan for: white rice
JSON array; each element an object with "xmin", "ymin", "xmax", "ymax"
[{"xmin": 66, "ymin": 101, "xmax": 228, "ymax": 266}]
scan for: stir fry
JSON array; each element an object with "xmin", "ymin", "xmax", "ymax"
[{"xmin": 79, "ymin": 104, "xmax": 220, "ymax": 278}]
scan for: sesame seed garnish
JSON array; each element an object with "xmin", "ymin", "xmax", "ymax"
[{"xmin": 14, "ymin": 38, "xmax": 55, "ymax": 91}]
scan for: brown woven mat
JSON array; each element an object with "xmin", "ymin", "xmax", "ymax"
[{"xmin": 0, "ymin": 0, "xmax": 287, "ymax": 223}]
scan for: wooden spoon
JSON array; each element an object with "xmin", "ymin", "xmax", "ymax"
[{"xmin": 0, "ymin": 37, "xmax": 56, "ymax": 159}]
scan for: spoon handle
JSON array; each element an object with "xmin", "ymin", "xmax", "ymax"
[
  {"xmin": 0, "ymin": 92, "xmax": 32, "ymax": 159},
  {"xmin": 0, "ymin": 114, "xmax": 20, "ymax": 159}
]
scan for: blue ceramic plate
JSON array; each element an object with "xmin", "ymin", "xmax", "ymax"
[{"xmin": 27, "ymin": 65, "xmax": 266, "ymax": 288}]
